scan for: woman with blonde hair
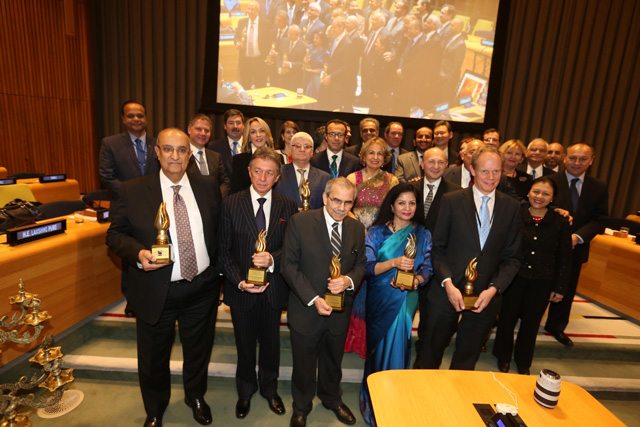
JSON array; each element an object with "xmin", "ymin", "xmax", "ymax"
[{"xmin": 499, "ymin": 139, "xmax": 532, "ymax": 201}]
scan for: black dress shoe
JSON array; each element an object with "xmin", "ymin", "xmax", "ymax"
[
  {"xmin": 235, "ymin": 398, "xmax": 251, "ymax": 419},
  {"xmin": 497, "ymin": 360, "xmax": 510, "ymax": 373},
  {"xmin": 265, "ymin": 394, "xmax": 286, "ymax": 415},
  {"xmin": 546, "ymin": 329, "xmax": 574, "ymax": 347},
  {"xmin": 323, "ymin": 402, "xmax": 356, "ymax": 425},
  {"xmin": 517, "ymin": 367, "xmax": 530, "ymax": 375},
  {"xmin": 290, "ymin": 412, "xmax": 307, "ymax": 427},
  {"xmin": 185, "ymin": 397, "xmax": 212, "ymax": 425},
  {"xmin": 143, "ymin": 417, "xmax": 162, "ymax": 427}
]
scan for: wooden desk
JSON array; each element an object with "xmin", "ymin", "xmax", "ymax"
[
  {"xmin": 368, "ymin": 370, "xmax": 624, "ymax": 426},
  {"xmin": 0, "ymin": 217, "xmax": 121, "ymax": 366},
  {"xmin": 246, "ymin": 87, "xmax": 318, "ymax": 108},
  {"xmin": 626, "ymin": 214, "xmax": 640, "ymax": 224},
  {"xmin": 16, "ymin": 178, "xmax": 81, "ymax": 203},
  {"xmin": 579, "ymin": 234, "xmax": 640, "ymax": 319}
]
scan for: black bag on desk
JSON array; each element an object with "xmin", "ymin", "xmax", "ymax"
[{"xmin": 0, "ymin": 199, "xmax": 41, "ymax": 231}]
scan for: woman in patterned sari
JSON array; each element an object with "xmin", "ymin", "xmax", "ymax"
[{"xmin": 359, "ymin": 183, "xmax": 432, "ymax": 426}]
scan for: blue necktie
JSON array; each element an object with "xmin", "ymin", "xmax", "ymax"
[
  {"xmin": 134, "ymin": 138, "xmax": 146, "ymax": 175},
  {"xmin": 330, "ymin": 155, "xmax": 338, "ymax": 178},
  {"xmin": 256, "ymin": 197, "xmax": 266, "ymax": 232},
  {"xmin": 391, "ymin": 149, "xmax": 397, "ymax": 173},
  {"xmin": 478, "ymin": 195, "xmax": 490, "ymax": 249},
  {"xmin": 231, "ymin": 141, "xmax": 239, "ymax": 156}
]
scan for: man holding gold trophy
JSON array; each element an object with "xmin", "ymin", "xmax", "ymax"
[
  {"xmin": 107, "ymin": 128, "xmax": 222, "ymax": 427},
  {"xmin": 282, "ymin": 177, "xmax": 366, "ymax": 427},
  {"xmin": 219, "ymin": 147, "xmax": 297, "ymax": 420},
  {"xmin": 416, "ymin": 145, "xmax": 522, "ymax": 371}
]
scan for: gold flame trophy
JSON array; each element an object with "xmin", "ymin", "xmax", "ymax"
[
  {"xmin": 151, "ymin": 202, "xmax": 171, "ymax": 264},
  {"xmin": 463, "ymin": 257, "xmax": 479, "ymax": 310},
  {"xmin": 324, "ymin": 256, "xmax": 344, "ymax": 312},
  {"xmin": 300, "ymin": 179, "xmax": 311, "ymax": 211},
  {"xmin": 247, "ymin": 230, "xmax": 268, "ymax": 286},
  {"xmin": 394, "ymin": 234, "xmax": 417, "ymax": 290}
]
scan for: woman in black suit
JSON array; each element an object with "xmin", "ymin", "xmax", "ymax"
[
  {"xmin": 499, "ymin": 139, "xmax": 532, "ymax": 202},
  {"xmin": 230, "ymin": 117, "xmax": 284, "ymax": 193},
  {"xmin": 493, "ymin": 176, "xmax": 572, "ymax": 375}
]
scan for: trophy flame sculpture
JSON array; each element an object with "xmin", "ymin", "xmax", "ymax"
[{"xmin": 324, "ymin": 256, "xmax": 344, "ymax": 312}]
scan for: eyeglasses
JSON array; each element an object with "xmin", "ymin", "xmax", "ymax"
[
  {"xmin": 434, "ymin": 131, "xmax": 450, "ymax": 137},
  {"xmin": 483, "ymin": 137, "xmax": 499, "ymax": 142},
  {"xmin": 362, "ymin": 128, "xmax": 377, "ymax": 133},
  {"xmin": 328, "ymin": 196, "xmax": 354, "ymax": 208},
  {"xmin": 291, "ymin": 143, "xmax": 313, "ymax": 150},
  {"xmin": 159, "ymin": 145, "xmax": 190, "ymax": 155},
  {"xmin": 326, "ymin": 132, "xmax": 345, "ymax": 138}
]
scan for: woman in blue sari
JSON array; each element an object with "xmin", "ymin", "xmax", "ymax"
[{"xmin": 360, "ymin": 183, "xmax": 433, "ymax": 426}]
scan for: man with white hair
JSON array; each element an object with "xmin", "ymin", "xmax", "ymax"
[
  {"xmin": 301, "ymin": 2, "xmax": 325, "ymax": 43},
  {"xmin": 522, "ymin": 138, "xmax": 556, "ymax": 178}
]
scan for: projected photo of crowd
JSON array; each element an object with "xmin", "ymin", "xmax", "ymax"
[{"xmin": 216, "ymin": 0, "xmax": 499, "ymax": 122}]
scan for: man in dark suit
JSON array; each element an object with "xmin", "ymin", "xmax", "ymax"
[
  {"xmin": 432, "ymin": 120, "xmax": 459, "ymax": 165},
  {"xmin": 345, "ymin": 117, "xmax": 379, "ymax": 157},
  {"xmin": 300, "ymin": 2, "xmax": 324, "ymax": 43},
  {"xmin": 412, "ymin": 147, "xmax": 461, "ymax": 367},
  {"xmin": 443, "ymin": 138, "xmax": 480, "ymax": 188},
  {"xmin": 382, "ymin": 122, "xmax": 408, "ymax": 174},
  {"xmin": 282, "ymin": 177, "xmax": 366, "ymax": 427},
  {"xmin": 544, "ymin": 143, "xmax": 608, "ymax": 346},
  {"xmin": 186, "ymin": 114, "xmax": 231, "ymax": 197},
  {"xmin": 545, "ymin": 142, "xmax": 565, "ymax": 173},
  {"xmin": 235, "ymin": 1, "xmax": 271, "ymax": 88},
  {"xmin": 209, "ymin": 109, "xmax": 245, "ymax": 176},
  {"xmin": 99, "ymin": 100, "xmax": 159, "ymax": 197},
  {"xmin": 320, "ymin": 16, "xmax": 356, "ymax": 111},
  {"xmin": 106, "ymin": 128, "xmax": 221, "ymax": 427},
  {"xmin": 275, "ymin": 132, "xmax": 330, "ymax": 209},
  {"xmin": 278, "ymin": 24, "xmax": 307, "ymax": 91},
  {"xmin": 311, "ymin": 119, "xmax": 361, "ymax": 178},
  {"xmin": 416, "ymin": 146, "xmax": 522, "ymax": 370},
  {"xmin": 438, "ymin": 17, "xmax": 466, "ymax": 104},
  {"xmin": 219, "ymin": 147, "xmax": 298, "ymax": 420},
  {"xmin": 395, "ymin": 126, "xmax": 432, "ymax": 183},
  {"xmin": 522, "ymin": 138, "xmax": 556, "ymax": 178},
  {"xmin": 395, "ymin": 16, "xmax": 428, "ymax": 112}
]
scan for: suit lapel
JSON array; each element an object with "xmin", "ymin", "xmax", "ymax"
[
  {"xmin": 190, "ymin": 173, "xmax": 212, "ymax": 244},
  {"xmin": 240, "ymin": 190, "xmax": 260, "ymax": 237},
  {"xmin": 285, "ymin": 166, "xmax": 302, "ymax": 205},
  {"xmin": 267, "ymin": 195, "xmax": 283, "ymax": 245},
  {"xmin": 411, "ymin": 152, "xmax": 421, "ymax": 178},
  {"xmin": 462, "ymin": 189, "xmax": 481, "ymax": 250}
]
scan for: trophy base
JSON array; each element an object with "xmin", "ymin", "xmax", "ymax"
[
  {"xmin": 151, "ymin": 245, "xmax": 172, "ymax": 264},
  {"xmin": 247, "ymin": 267, "xmax": 267, "ymax": 286},
  {"xmin": 324, "ymin": 292, "xmax": 344, "ymax": 312},
  {"xmin": 463, "ymin": 294, "xmax": 479, "ymax": 310},
  {"xmin": 395, "ymin": 270, "xmax": 416, "ymax": 291}
]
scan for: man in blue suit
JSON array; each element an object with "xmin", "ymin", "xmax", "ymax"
[{"xmin": 275, "ymin": 132, "xmax": 330, "ymax": 210}]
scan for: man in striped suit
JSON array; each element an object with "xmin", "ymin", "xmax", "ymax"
[{"xmin": 219, "ymin": 147, "xmax": 298, "ymax": 420}]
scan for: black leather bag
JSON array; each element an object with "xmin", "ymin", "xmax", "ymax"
[{"xmin": 0, "ymin": 199, "xmax": 41, "ymax": 231}]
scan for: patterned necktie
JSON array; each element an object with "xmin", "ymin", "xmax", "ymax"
[
  {"xmin": 256, "ymin": 197, "xmax": 267, "ymax": 231},
  {"xmin": 331, "ymin": 222, "xmax": 341, "ymax": 257},
  {"xmin": 172, "ymin": 185, "xmax": 198, "ymax": 281},
  {"xmin": 232, "ymin": 141, "xmax": 239, "ymax": 156},
  {"xmin": 424, "ymin": 184, "xmax": 434, "ymax": 219},
  {"xmin": 330, "ymin": 155, "xmax": 338, "ymax": 178},
  {"xmin": 478, "ymin": 195, "xmax": 491, "ymax": 249},
  {"xmin": 197, "ymin": 150, "xmax": 208, "ymax": 175},
  {"xmin": 569, "ymin": 177, "xmax": 580, "ymax": 212},
  {"xmin": 134, "ymin": 138, "xmax": 146, "ymax": 175},
  {"xmin": 391, "ymin": 150, "xmax": 397, "ymax": 173}
]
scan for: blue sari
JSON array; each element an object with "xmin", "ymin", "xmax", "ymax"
[{"xmin": 360, "ymin": 223, "xmax": 432, "ymax": 425}]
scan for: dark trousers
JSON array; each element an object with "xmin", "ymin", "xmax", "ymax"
[
  {"xmin": 230, "ymin": 295, "xmax": 282, "ymax": 399},
  {"xmin": 493, "ymin": 276, "xmax": 552, "ymax": 370},
  {"xmin": 290, "ymin": 326, "xmax": 347, "ymax": 415},
  {"xmin": 414, "ymin": 285, "xmax": 429, "ymax": 368},
  {"xmin": 417, "ymin": 284, "xmax": 501, "ymax": 370},
  {"xmin": 545, "ymin": 257, "xmax": 582, "ymax": 334},
  {"xmin": 136, "ymin": 271, "xmax": 220, "ymax": 418}
]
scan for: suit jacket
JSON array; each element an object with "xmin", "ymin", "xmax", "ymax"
[
  {"xmin": 324, "ymin": 34, "xmax": 356, "ymax": 107},
  {"xmin": 106, "ymin": 172, "xmax": 221, "ymax": 324},
  {"xmin": 302, "ymin": 18, "xmax": 325, "ymax": 43},
  {"xmin": 274, "ymin": 164, "xmax": 330, "ymax": 209},
  {"xmin": 220, "ymin": 189, "xmax": 298, "ymax": 310},
  {"xmin": 282, "ymin": 209, "xmax": 366, "ymax": 335},
  {"xmin": 99, "ymin": 132, "xmax": 159, "ymax": 194},
  {"xmin": 432, "ymin": 187, "xmax": 522, "ymax": 294},
  {"xmin": 549, "ymin": 172, "xmax": 608, "ymax": 263},
  {"xmin": 443, "ymin": 164, "xmax": 464, "ymax": 187},
  {"xmin": 310, "ymin": 150, "xmax": 362, "ymax": 177},
  {"xmin": 188, "ymin": 147, "xmax": 231, "ymax": 197},
  {"xmin": 395, "ymin": 150, "xmax": 422, "ymax": 182},
  {"xmin": 280, "ymin": 38, "xmax": 307, "ymax": 90},
  {"xmin": 439, "ymin": 33, "xmax": 466, "ymax": 94},
  {"xmin": 209, "ymin": 137, "xmax": 235, "ymax": 177},
  {"xmin": 235, "ymin": 17, "xmax": 271, "ymax": 60},
  {"xmin": 413, "ymin": 178, "xmax": 462, "ymax": 232},
  {"xmin": 382, "ymin": 147, "xmax": 408, "ymax": 173}
]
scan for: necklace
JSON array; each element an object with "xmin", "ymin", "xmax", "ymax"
[{"xmin": 388, "ymin": 221, "xmax": 397, "ymax": 232}]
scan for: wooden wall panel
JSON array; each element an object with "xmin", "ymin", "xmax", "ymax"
[{"xmin": 0, "ymin": 0, "xmax": 97, "ymax": 194}]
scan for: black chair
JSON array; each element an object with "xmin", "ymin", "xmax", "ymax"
[
  {"xmin": 37, "ymin": 200, "xmax": 87, "ymax": 220},
  {"xmin": 82, "ymin": 190, "xmax": 111, "ymax": 208},
  {"xmin": 8, "ymin": 172, "xmax": 44, "ymax": 180}
]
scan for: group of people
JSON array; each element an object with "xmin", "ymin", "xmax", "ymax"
[
  {"xmin": 100, "ymin": 102, "xmax": 609, "ymax": 427},
  {"xmin": 228, "ymin": 0, "xmax": 471, "ymax": 113}
]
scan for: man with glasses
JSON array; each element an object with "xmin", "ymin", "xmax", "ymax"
[
  {"xmin": 311, "ymin": 119, "xmax": 361, "ymax": 178},
  {"xmin": 482, "ymin": 128, "xmax": 501, "ymax": 148},
  {"xmin": 396, "ymin": 126, "xmax": 433, "ymax": 182},
  {"xmin": 282, "ymin": 177, "xmax": 366, "ymax": 427},
  {"xmin": 210, "ymin": 109, "xmax": 245, "ymax": 176},
  {"xmin": 107, "ymin": 128, "xmax": 222, "ymax": 427},
  {"xmin": 432, "ymin": 120, "xmax": 458, "ymax": 165},
  {"xmin": 522, "ymin": 138, "xmax": 555, "ymax": 178},
  {"xmin": 345, "ymin": 117, "xmax": 379, "ymax": 156},
  {"xmin": 99, "ymin": 100, "xmax": 159, "ymax": 197},
  {"xmin": 544, "ymin": 143, "xmax": 608, "ymax": 347},
  {"xmin": 219, "ymin": 147, "xmax": 298, "ymax": 420},
  {"xmin": 417, "ymin": 145, "xmax": 522, "ymax": 370},
  {"xmin": 275, "ymin": 132, "xmax": 331, "ymax": 209}
]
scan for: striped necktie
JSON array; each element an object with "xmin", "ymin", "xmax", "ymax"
[
  {"xmin": 331, "ymin": 222, "xmax": 341, "ymax": 257},
  {"xmin": 424, "ymin": 184, "xmax": 434, "ymax": 219}
]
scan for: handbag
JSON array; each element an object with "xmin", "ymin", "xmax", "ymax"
[{"xmin": 0, "ymin": 199, "xmax": 41, "ymax": 231}]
